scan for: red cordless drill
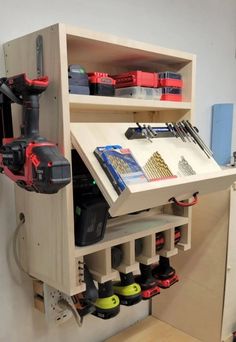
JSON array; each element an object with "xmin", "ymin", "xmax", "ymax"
[{"xmin": 0, "ymin": 73, "xmax": 71, "ymax": 193}]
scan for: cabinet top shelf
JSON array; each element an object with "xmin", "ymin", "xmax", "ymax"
[
  {"xmin": 69, "ymin": 94, "xmax": 192, "ymax": 112},
  {"xmin": 65, "ymin": 24, "xmax": 195, "ymax": 63}
]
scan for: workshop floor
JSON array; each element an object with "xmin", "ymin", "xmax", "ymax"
[{"xmin": 106, "ymin": 316, "xmax": 200, "ymax": 342}]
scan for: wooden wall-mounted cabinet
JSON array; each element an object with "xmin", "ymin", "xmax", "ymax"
[
  {"xmin": 4, "ymin": 23, "xmax": 201, "ymax": 295},
  {"xmin": 4, "ymin": 24, "xmax": 236, "ymax": 341}
]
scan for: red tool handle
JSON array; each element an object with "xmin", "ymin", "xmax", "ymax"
[{"xmin": 169, "ymin": 192, "xmax": 199, "ymax": 207}]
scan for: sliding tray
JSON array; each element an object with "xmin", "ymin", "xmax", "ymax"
[{"xmin": 71, "ymin": 123, "xmax": 236, "ymax": 216}]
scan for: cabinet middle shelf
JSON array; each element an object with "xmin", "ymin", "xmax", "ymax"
[
  {"xmin": 74, "ymin": 213, "xmax": 188, "ymax": 257},
  {"xmin": 69, "ymin": 94, "xmax": 192, "ymax": 112}
]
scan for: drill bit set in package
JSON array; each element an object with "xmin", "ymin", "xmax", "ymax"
[{"xmin": 94, "ymin": 145, "xmax": 148, "ymax": 194}]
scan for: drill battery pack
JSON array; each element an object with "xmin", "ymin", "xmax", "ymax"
[
  {"xmin": 158, "ymin": 71, "xmax": 183, "ymax": 88},
  {"xmin": 141, "ymin": 286, "xmax": 160, "ymax": 299},
  {"xmin": 113, "ymin": 272, "xmax": 142, "ymax": 306},
  {"xmin": 112, "ymin": 283, "xmax": 142, "ymax": 306},
  {"xmin": 135, "ymin": 264, "xmax": 160, "ymax": 300},
  {"xmin": 74, "ymin": 195, "xmax": 108, "ymax": 246},
  {"xmin": 152, "ymin": 257, "xmax": 179, "ymax": 289},
  {"xmin": 94, "ymin": 281, "xmax": 120, "ymax": 320},
  {"xmin": 113, "ymin": 71, "xmax": 158, "ymax": 88},
  {"xmin": 88, "ymin": 72, "xmax": 115, "ymax": 96},
  {"xmin": 135, "ymin": 274, "xmax": 161, "ymax": 300},
  {"xmin": 155, "ymin": 274, "xmax": 179, "ymax": 289}
]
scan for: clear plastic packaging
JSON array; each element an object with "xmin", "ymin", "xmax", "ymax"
[{"xmin": 115, "ymin": 86, "xmax": 162, "ymax": 100}]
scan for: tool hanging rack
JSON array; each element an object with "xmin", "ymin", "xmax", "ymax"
[{"xmin": 126, "ymin": 121, "xmax": 213, "ymax": 159}]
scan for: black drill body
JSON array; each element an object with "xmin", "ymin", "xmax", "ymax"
[{"xmin": 0, "ymin": 73, "xmax": 71, "ymax": 193}]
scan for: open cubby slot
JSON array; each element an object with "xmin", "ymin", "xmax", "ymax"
[
  {"xmin": 135, "ymin": 234, "xmax": 159, "ymax": 265},
  {"xmin": 162, "ymin": 204, "xmax": 191, "ymax": 251},
  {"xmin": 112, "ymin": 241, "xmax": 139, "ymax": 274},
  {"xmin": 84, "ymin": 249, "xmax": 118, "ymax": 283},
  {"xmin": 158, "ymin": 228, "xmax": 178, "ymax": 258},
  {"xmin": 175, "ymin": 224, "xmax": 191, "ymax": 251}
]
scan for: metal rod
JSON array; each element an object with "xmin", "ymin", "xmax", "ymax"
[
  {"xmin": 184, "ymin": 121, "xmax": 211, "ymax": 156},
  {"xmin": 173, "ymin": 123, "xmax": 185, "ymax": 142},
  {"xmin": 179, "ymin": 121, "xmax": 195, "ymax": 143},
  {"xmin": 166, "ymin": 123, "xmax": 177, "ymax": 138},
  {"xmin": 182, "ymin": 121, "xmax": 211, "ymax": 158},
  {"xmin": 186, "ymin": 120, "xmax": 213, "ymax": 156},
  {"xmin": 148, "ymin": 125, "xmax": 157, "ymax": 137},
  {"xmin": 177, "ymin": 122, "xmax": 190, "ymax": 142}
]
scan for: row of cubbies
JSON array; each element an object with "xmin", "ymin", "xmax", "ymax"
[{"xmin": 80, "ymin": 223, "xmax": 190, "ymax": 284}]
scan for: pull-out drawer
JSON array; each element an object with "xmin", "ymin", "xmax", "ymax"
[{"xmin": 71, "ymin": 122, "xmax": 236, "ymax": 216}]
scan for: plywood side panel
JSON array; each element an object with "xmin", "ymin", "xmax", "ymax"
[
  {"xmin": 221, "ymin": 186, "xmax": 236, "ymax": 340},
  {"xmin": 223, "ymin": 335, "xmax": 234, "ymax": 342},
  {"xmin": 152, "ymin": 190, "xmax": 230, "ymax": 342},
  {"xmin": 179, "ymin": 59, "xmax": 195, "ymax": 103},
  {"xmin": 4, "ymin": 24, "xmax": 77, "ymax": 294}
]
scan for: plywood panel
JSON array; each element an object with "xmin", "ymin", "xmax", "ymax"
[
  {"xmin": 71, "ymin": 122, "xmax": 236, "ymax": 216},
  {"xmin": 4, "ymin": 24, "xmax": 78, "ymax": 295},
  {"xmin": 221, "ymin": 186, "xmax": 236, "ymax": 340},
  {"xmin": 152, "ymin": 190, "xmax": 230, "ymax": 342}
]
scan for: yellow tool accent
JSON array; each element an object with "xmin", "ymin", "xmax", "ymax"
[
  {"xmin": 113, "ymin": 283, "xmax": 141, "ymax": 296},
  {"xmin": 95, "ymin": 294, "xmax": 120, "ymax": 309}
]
